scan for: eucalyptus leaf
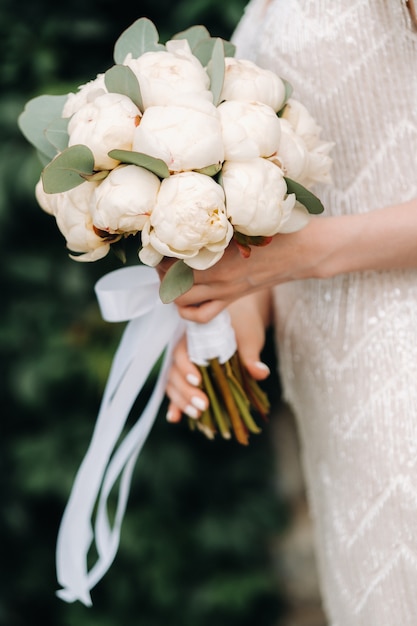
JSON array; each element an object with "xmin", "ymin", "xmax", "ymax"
[
  {"xmin": 207, "ymin": 38, "xmax": 225, "ymax": 106},
  {"xmin": 223, "ymin": 42, "xmax": 236, "ymax": 58},
  {"xmin": 284, "ymin": 177, "xmax": 325, "ymax": 214},
  {"xmin": 192, "ymin": 38, "xmax": 218, "ymax": 67},
  {"xmin": 18, "ymin": 94, "xmax": 68, "ymax": 161},
  {"xmin": 172, "ymin": 25, "xmax": 211, "ymax": 51},
  {"xmin": 277, "ymin": 79, "xmax": 294, "ymax": 116},
  {"xmin": 159, "ymin": 260, "xmax": 194, "ymax": 304},
  {"xmin": 113, "ymin": 17, "xmax": 164, "ymax": 64},
  {"xmin": 41, "ymin": 145, "xmax": 95, "ymax": 193},
  {"xmin": 108, "ymin": 150, "xmax": 170, "ymax": 178},
  {"xmin": 194, "ymin": 162, "xmax": 222, "ymax": 177},
  {"xmin": 44, "ymin": 117, "xmax": 69, "ymax": 153},
  {"xmin": 105, "ymin": 65, "xmax": 143, "ymax": 111}
]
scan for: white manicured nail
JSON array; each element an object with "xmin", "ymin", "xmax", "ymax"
[
  {"xmin": 191, "ymin": 396, "xmax": 207, "ymax": 411},
  {"xmin": 186, "ymin": 373, "xmax": 200, "ymax": 387},
  {"xmin": 255, "ymin": 361, "xmax": 270, "ymax": 374},
  {"xmin": 166, "ymin": 410, "xmax": 176, "ymax": 422},
  {"xmin": 185, "ymin": 404, "xmax": 199, "ymax": 419}
]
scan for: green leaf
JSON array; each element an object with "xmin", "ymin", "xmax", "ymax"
[
  {"xmin": 194, "ymin": 162, "xmax": 222, "ymax": 176},
  {"xmin": 41, "ymin": 145, "xmax": 95, "ymax": 193},
  {"xmin": 105, "ymin": 65, "xmax": 144, "ymax": 111},
  {"xmin": 223, "ymin": 42, "xmax": 236, "ymax": 58},
  {"xmin": 207, "ymin": 38, "xmax": 225, "ymax": 106},
  {"xmin": 277, "ymin": 79, "xmax": 294, "ymax": 116},
  {"xmin": 18, "ymin": 94, "xmax": 68, "ymax": 160},
  {"xmin": 284, "ymin": 177, "xmax": 325, "ymax": 214},
  {"xmin": 192, "ymin": 38, "xmax": 217, "ymax": 67},
  {"xmin": 44, "ymin": 117, "xmax": 69, "ymax": 153},
  {"xmin": 108, "ymin": 150, "xmax": 170, "ymax": 178},
  {"xmin": 172, "ymin": 25, "xmax": 211, "ymax": 50},
  {"xmin": 113, "ymin": 17, "xmax": 164, "ymax": 64},
  {"xmin": 159, "ymin": 260, "xmax": 194, "ymax": 303}
]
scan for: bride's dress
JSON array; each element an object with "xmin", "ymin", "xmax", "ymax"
[{"xmin": 232, "ymin": 1, "xmax": 417, "ymax": 624}]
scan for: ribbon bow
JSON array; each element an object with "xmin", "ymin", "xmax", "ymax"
[{"xmin": 55, "ymin": 265, "xmax": 185, "ymax": 606}]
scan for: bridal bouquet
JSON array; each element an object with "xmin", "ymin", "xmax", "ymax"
[
  {"xmin": 18, "ymin": 17, "xmax": 333, "ymax": 605},
  {"xmin": 20, "ymin": 18, "xmax": 332, "ymax": 444}
]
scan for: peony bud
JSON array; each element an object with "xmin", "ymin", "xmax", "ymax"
[
  {"xmin": 67, "ymin": 93, "xmax": 141, "ymax": 171},
  {"xmin": 139, "ymin": 171, "xmax": 233, "ymax": 269},
  {"xmin": 132, "ymin": 99, "xmax": 224, "ymax": 173},
  {"xmin": 220, "ymin": 58, "xmax": 286, "ymax": 112},
  {"xmin": 221, "ymin": 158, "xmax": 298, "ymax": 236},
  {"xmin": 39, "ymin": 179, "xmax": 114, "ymax": 261},
  {"xmin": 277, "ymin": 117, "xmax": 334, "ymax": 188},
  {"xmin": 91, "ymin": 164, "xmax": 160, "ymax": 234},
  {"xmin": 62, "ymin": 74, "xmax": 107, "ymax": 118},
  {"xmin": 218, "ymin": 100, "xmax": 281, "ymax": 160},
  {"xmin": 123, "ymin": 39, "xmax": 211, "ymax": 109}
]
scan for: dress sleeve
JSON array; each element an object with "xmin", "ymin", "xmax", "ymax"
[{"xmin": 230, "ymin": 0, "xmax": 270, "ymax": 60}]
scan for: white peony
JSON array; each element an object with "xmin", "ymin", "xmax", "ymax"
[
  {"xmin": 281, "ymin": 98, "xmax": 324, "ymax": 151},
  {"xmin": 67, "ymin": 93, "xmax": 141, "ymax": 171},
  {"xmin": 274, "ymin": 118, "xmax": 310, "ymax": 182},
  {"xmin": 91, "ymin": 164, "xmax": 160, "ymax": 234},
  {"xmin": 220, "ymin": 58, "xmax": 286, "ymax": 112},
  {"xmin": 132, "ymin": 99, "xmax": 224, "ymax": 173},
  {"xmin": 139, "ymin": 171, "xmax": 233, "ymax": 269},
  {"xmin": 62, "ymin": 74, "xmax": 107, "ymax": 118},
  {"xmin": 217, "ymin": 100, "xmax": 281, "ymax": 160},
  {"xmin": 123, "ymin": 39, "xmax": 211, "ymax": 109},
  {"xmin": 36, "ymin": 178, "xmax": 114, "ymax": 261},
  {"xmin": 276, "ymin": 117, "xmax": 333, "ymax": 188},
  {"xmin": 221, "ymin": 158, "xmax": 309, "ymax": 236},
  {"xmin": 36, "ymin": 177, "xmax": 57, "ymax": 215}
]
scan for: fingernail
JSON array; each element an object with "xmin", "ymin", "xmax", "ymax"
[
  {"xmin": 191, "ymin": 396, "xmax": 207, "ymax": 411},
  {"xmin": 166, "ymin": 410, "xmax": 176, "ymax": 422},
  {"xmin": 185, "ymin": 404, "xmax": 199, "ymax": 419},
  {"xmin": 255, "ymin": 361, "xmax": 270, "ymax": 374},
  {"xmin": 186, "ymin": 373, "xmax": 200, "ymax": 387}
]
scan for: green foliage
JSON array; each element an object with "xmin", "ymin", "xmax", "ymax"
[
  {"xmin": 1, "ymin": 0, "xmax": 289, "ymax": 625},
  {"xmin": 159, "ymin": 261, "xmax": 194, "ymax": 304},
  {"xmin": 284, "ymin": 177, "xmax": 325, "ymax": 214}
]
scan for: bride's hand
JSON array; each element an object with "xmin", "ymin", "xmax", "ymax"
[
  {"xmin": 169, "ymin": 216, "xmax": 329, "ymax": 323},
  {"xmin": 165, "ymin": 291, "xmax": 272, "ymax": 423}
]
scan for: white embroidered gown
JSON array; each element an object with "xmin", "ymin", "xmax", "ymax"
[{"xmin": 232, "ymin": 1, "xmax": 417, "ymax": 624}]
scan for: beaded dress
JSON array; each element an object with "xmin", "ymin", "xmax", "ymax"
[{"xmin": 232, "ymin": 1, "xmax": 417, "ymax": 624}]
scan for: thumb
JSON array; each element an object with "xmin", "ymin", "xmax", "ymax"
[
  {"xmin": 240, "ymin": 352, "xmax": 271, "ymax": 381},
  {"xmin": 232, "ymin": 300, "xmax": 271, "ymax": 380}
]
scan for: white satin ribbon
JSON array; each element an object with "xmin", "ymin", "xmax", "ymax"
[
  {"xmin": 55, "ymin": 265, "xmax": 185, "ymax": 606},
  {"xmin": 185, "ymin": 309, "xmax": 237, "ymax": 366}
]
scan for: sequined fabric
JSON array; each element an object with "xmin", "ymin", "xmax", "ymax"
[{"xmin": 232, "ymin": 2, "xmax": 417, "ymax": 624}]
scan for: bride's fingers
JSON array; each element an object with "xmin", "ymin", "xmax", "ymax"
[
  {"xmin": 166, "ymin": 363, "xmax": 209, "ymax": 420},
  {"xmin": 176, "ymin": 298, "xmax": 229, "ymax": 323}
]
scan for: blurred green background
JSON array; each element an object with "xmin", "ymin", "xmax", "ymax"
[{"xmin": 1, "ymin": 1, "xmax": 290, "ymax": 625}]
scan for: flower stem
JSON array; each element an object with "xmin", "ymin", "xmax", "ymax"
[
  {"xmin": 208, "ymin": 358, "xmax": 249, "ymax": 445},
  {"xmin": 199, "ymin": 365, "xmax": 231, "ymax": 440}
]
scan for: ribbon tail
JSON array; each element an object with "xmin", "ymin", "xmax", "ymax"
[{"xmin": 55, "ymin": 301, "xmax": 183, "ymax": 606}]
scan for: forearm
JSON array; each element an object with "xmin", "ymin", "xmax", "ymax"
[
  {"xmin": 310, "ymin": 197, "xmax": 417, "ymax": 279},
  {"xmin": 174, "ymin": 197, "xmax": 417, "ymax": 323}
]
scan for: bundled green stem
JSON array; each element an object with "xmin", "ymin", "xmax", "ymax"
[{"xmin": 187, "ymin": 351, "xmax": 270, "ymax": 445}]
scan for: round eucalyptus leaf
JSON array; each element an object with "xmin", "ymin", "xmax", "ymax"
[
  {"xmin": 18, "ymin": 94, "xmax": 68, "ymax": 161},
  {"xmin": 42, "ymin": 145, "xmax": 95, "ymax": 193},
  {"xmin": 113, "ymin": 17, "xmax": 165, "ymax": 64},
  {"xmin": 172, "ymin": 25, "xmax": 211, "ymax": 51},
  {"xmin": 44, "ymin": 117, "xmax": 69, "ymax": 153},
  {"xmin": 104, "ymin": 65, "xmax": 144, "ymax": 111}
]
